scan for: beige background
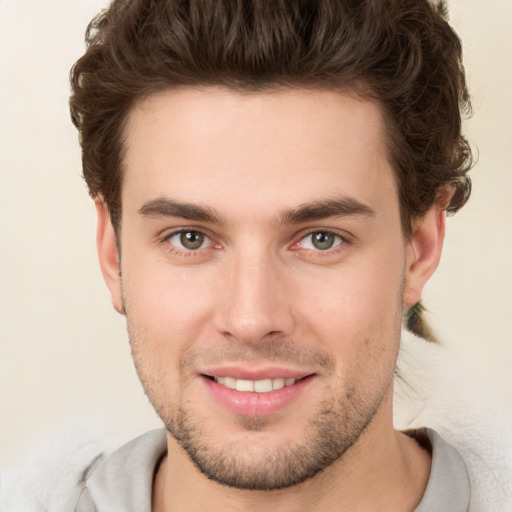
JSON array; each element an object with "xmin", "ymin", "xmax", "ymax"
[{"xmin": 1, "ymin": 0, "xmax": 511, "ymax": 465}]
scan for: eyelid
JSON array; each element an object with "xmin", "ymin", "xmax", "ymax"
[
  {"xmin": 163, "ymin": 227, "xmax": 220, "ymax": 253},
  {"xmin": 160, "ymin": 226, "xmax": 350, "ymax": 256},
  {"xmin": 300, "ymin": 230, "xmax": 343, "ymax": 248},
  {"xmin": 297, "ymin": 227, "xmax": 347, "ymax": 242},
  {"xmin": 288, "ymin": 228, "xmax": 353, "ymax": 259},
  {"xmin": 169, "ymin": 230, "xmax": 211, "ymax": 249}
]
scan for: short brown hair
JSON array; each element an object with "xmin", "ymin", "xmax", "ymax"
[
  {"xmin": 70, "ymin": 0, "xmax": 472, "ymax": 338},
  {"xmin": 70, "ymin": 0, "xmax": 472, "ymax": 235}
]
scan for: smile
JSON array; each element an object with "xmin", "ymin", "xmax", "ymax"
[
  {"xmin": 213, "ymin": 376, "xmax": 297, "ymax": 393},
  {"xmin": 202, "ymin": 372, "xmax": 314, "ymax": 416}
]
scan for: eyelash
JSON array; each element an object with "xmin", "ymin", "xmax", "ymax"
[
  {"xmin": 162, "ymin": 228, "xmax": 348, "ymax": 258},
  {"xmin": 163, "ymin": 229, "xmax": 217, "ymax": 258},
  {"xmin": 296, "ymin": 231, "xmax": 345, "ymax": 252}
]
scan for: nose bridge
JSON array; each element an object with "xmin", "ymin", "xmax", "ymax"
[{"xmin": 215, "ymin": 243, "xmax": 294, "ymax": 343}]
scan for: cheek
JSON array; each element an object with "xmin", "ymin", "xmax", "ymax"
[
  {"xmin": 123, "ymin": 252, "xmax": 215, "ymax": 333},
  {"xmin": 291, "ymin": 251, "xmax": 404, "ymax": 375},
  {"xmin": 297, "ymin": 257, "xmax": 404, "ymax": 331},
  {"xmin": 121, "ymin": 257, "xmax": 217, "ymax": 397}
]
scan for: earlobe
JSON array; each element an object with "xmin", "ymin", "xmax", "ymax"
[
  {"xmin": 95, "ymin": 198, "xmax": 124, "ymax": 315},
  {"xmin": 403, "ymin": 204, "xmax": 446, "ymax": 307}
]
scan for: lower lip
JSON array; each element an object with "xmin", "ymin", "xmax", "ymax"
[{"xmin": 201, "ymin": 375, "xmax": 314, "ymax": 417}]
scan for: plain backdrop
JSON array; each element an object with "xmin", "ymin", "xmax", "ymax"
[{"xmin": 1, "ymin": 0, "xmax": 511, "ymax": 465}]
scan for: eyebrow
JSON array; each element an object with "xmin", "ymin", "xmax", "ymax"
[
  {"xmin": 138, "ymin": 198, "xmax": 224, "ymax": 224},
  {"xmin": 279, "ymin": 197, "xmax": 375, "ymax": 224},
  {"xmin": 138, "ymin": 196, "xmax": 375, "ymax": 225}
]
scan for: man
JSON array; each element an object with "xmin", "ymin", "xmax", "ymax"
[{"xmin": 3, "ymin": 0, "xmax": 510, "ymax": 510}]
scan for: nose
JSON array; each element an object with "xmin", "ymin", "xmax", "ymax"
[{"xmin": 213, "ymin": 248, "xmax": 295, "ymax": 345}]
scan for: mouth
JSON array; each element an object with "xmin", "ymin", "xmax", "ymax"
[
  {"xmin": 201, "ymin": 371, "xmax": 315, "ymax": 416},
  {"xmin": 207, "ymin": 376, "xmax": 299, "ymax": 393}
]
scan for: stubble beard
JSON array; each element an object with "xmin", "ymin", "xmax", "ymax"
[
  {"xmin": 130, "ymin": 337, "xmax": 393, "ymax": 492},
  {"xmin": 125, "ymin": 309, "xmax": 401, "ymax": 491},
  {"xmin": 161, "ymin": 385, "xmax": 384, "ymax": 491},
  {"xmin": 124, "ymin": 288, "xmax": 402, "ymax": 492}
]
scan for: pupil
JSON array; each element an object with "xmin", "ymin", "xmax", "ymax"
[
  {"xmin": 180, "ymin": 231, "xmax": 204, "ymax": 249},
  {"xmin": 312, "ymin": 232, "xmax": 334, "ymax": 250}
]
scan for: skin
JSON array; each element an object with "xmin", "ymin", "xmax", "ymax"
[{"xmin": 97, "ymin": 87, "xmax": 445, "ymax": 511}]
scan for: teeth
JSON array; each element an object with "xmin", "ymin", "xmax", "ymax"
[
  {"xmin": 272, "ymin": 378, "xmax": 285, "ymax": 390},
  {"xmin": 224, "ymin": 376, "xmax": 236, "ymax": 389},
  {"xmin": 254, "ymin": 379, "xmax": 272, "ymax": 392},
  {"xmin": 235, "ymin": 379, "xmax": 254, "ymax": 392},
  {"xmin": 214, "ymin": 376, "xmax": 297, "ymax": 392}
]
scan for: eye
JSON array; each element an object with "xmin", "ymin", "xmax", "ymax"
[
  {"xmin": 300, "ymin": 231, "xmax": 343, "ymax": 251},
  {"xmin": 167, "ymin": 230, "xmax": 211, "ymax": 250}
]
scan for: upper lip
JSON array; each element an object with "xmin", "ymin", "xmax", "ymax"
[{"xmin": 199, "ymin": 366, "xmax": 314, "ymax": 381}]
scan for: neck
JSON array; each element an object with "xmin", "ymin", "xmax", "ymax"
[{"xmin": 153, "ymin": 394, "xmax": 431, "ymax": 512}]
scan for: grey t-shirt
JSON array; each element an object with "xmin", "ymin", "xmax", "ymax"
[
  {"xmin": 407, "ymin": 428, "xmax": 470, "ymax": 511},
  {"xmin": 71, "ymin": 428, "xmax": 470, "ymax": 512}
]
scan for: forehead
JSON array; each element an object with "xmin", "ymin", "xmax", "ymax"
[{"xmin": 121, "ymin": 87, "xmax": 398, "ymax": 221}]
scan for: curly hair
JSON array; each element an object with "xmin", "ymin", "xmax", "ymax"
[{"xmin": 69, "ymin": 0, "xmax": 473, "ymax": 339}]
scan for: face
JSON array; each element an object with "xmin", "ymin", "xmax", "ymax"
[{"xmin": 97, "ymin": 87, "xmax": 442, "ymax": 490}]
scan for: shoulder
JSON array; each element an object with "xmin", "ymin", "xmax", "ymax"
[
  {"xmin": 396, "ymin": 330, "xmax": 512, "ymax": 511},
  {"xmin": 407, "ymin": 428, "xmax": 470, "ymax": 511},
  {"xmin": 76, "ymin": 430, "xmax": 167, "ymax": 511},
  {"xmin": 0, "ymin": 427, "xmax": 167, "ymax": 512},
  {"xmin": 1, "ymin": 427, "xmax": 107, "ymax": 512},
  {"xmin": 0, "ymin": 422, "xmax": 165, "ymax": 512}
]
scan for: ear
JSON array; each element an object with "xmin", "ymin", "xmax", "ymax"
[
  {"xmin": 95, "ymin": 198, "xmax": 124, "ymax": 315},
  {"xmin": 403, "ymin": 203, "xmax": 446, "ymax": 307}
]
